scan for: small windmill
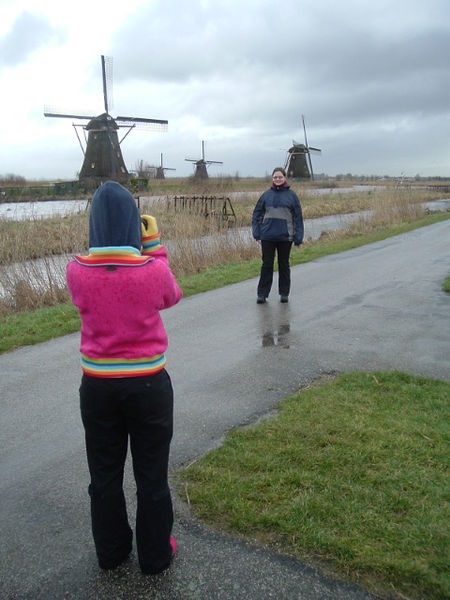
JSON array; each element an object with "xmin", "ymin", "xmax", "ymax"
[
  {"xmin": 156, "ymin": 153, "xmax": 176, "ymax": 179},
  {"xmin": 44, "ymin": 56, "xmax": 168, "ymax": 185},
  {"xmin": 185, "ymin": 140, "xmax": 223, "ymax": 179},
  {"xmin": 284, "ymin": 115, "xmax": 321, "ymax": 180}
]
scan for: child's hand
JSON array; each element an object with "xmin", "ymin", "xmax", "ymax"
[
  {"xmin": 141, "ymin": 214, "xmax": 158, "ymax": 237},
  {"xmin": 141, "ymin": 214, "xmax": 161, "ymax": 255}
]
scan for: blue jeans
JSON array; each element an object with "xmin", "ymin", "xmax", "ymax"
[
  {"xmin": 79, "ymin": 370, "xmax": 174, "ymax": 574},
  {"xmin": 257, "ymin": 240, "xmax": 293, "ymax": 298}
]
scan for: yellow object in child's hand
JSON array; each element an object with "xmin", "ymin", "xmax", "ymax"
[
  {"xmin": 141, "ymin": 214, "xmax": 159, "ymax": 237},
  {"xmin": 141, "ymin": 214, "xmax": 161, "ymax": 254}
]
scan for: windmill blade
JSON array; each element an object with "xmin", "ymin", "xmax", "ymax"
[
  {"xmin": 101, "ymin": 55, "xmax": 113, "ymax": 114},
  {"xmin": 301, "ymin": 114, "xmax": 320, "ymax": 179},
  {"xmin": 205, "ymin": 160, "xmax": 223, "ymax": 165},
  {"xmin": 302, "ymin": 114, "xmax": 310, "ymax": 149},
  {"xmin": 116, "ymin": 116, "xmax": 168, "ymax": 124},
  {"xmin": 116, "ymin": 116, "xmax": 168, "ymax": 131},
  {"xmin": 307, "ymin": 152, "xmax": 315, "ymax": 180},
  {"xmin": 44, "ymin": 108, "xmax": 94, "ymax": 120}
]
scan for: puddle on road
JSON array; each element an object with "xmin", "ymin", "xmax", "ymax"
[{"xmin": 256, "ymin": 302, "xmax": 292, "ymax": 349}]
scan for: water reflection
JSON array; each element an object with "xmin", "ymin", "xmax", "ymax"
[{"xmin": 257, "ymin": 302, "xmax": 291, "ymax": 349}]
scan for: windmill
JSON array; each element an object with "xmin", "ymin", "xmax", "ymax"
[
  {"xmin": 156, "ymin": 153, "xmax": 176, "ymax": 179},
  {"xmin": 44, "ymin": 56, "xmax": 168, "ymax": 186},
  {"xmin": 284, "ymin": 115, "xmax": 321, "ymax": 180},
  {"xmin": 185, "ymin": 140, "xmax": 223, "ymax": 179}
]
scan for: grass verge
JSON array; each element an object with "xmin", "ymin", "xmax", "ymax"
[
  {"xmin": 443, "ymin": 276, "xmax": 450, "ymax": 294},
  {"xmin": 0, "ymin": 211, "xmax": 448, "ymax": 354},
  {"xmin": 177, "ymin": 371, "xmax": 450, "ymax": 600},
  {"xmin": 0, "ymin": 303, "xmax": 80, "ymax": 354}
]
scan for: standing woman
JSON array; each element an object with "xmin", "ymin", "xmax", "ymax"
[
  {"xmin": 66, "ymin": 181, "xmax": 182, "ymax": 575},
  {"xmin": 252, "ymin": 167, "xmax": 304, "ymax": 303}
]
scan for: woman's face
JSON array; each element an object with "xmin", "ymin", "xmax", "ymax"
[{"xmin": 272, "ymin": 171, "xmax": 286, "ymax": 186}]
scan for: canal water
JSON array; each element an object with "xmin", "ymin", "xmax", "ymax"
[
  {"xmin": 0, "ymin": 186, "xmax": 383, "ymax": 221},
  {"xmin": 1, "ymin": 186, "xmax": 449, "ymax": 222}
]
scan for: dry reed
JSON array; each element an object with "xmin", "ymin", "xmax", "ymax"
[{"xmin": 0, "ymin": 186, "xmax": 442, "ymax": 316}]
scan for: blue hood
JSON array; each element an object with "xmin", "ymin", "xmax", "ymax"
[{"xmin": 89, "ymin": 181, "xmax": 141, "ymax": 250}]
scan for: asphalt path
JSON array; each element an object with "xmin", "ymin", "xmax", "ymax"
[{"xmin": 1, "ymin": 220, "xmax": 449, "ymax": 599}]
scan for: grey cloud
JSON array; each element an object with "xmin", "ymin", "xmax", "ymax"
[
  {"xmin": 110, "ymin": 0, "xmax": 450, "ymax": 122},
  {"xmin": 102, "ymin": 0, "xmax": 450, "ymax": 177},
  {"xmin": 0, "ymin": 12, "xmax": 65, "ymax": 68},
  {"xmin": 111, "ymin": 0, "xmax": 294, "ymax": 82},
  {"xmin": 110, "ymin": 0, "xmax": 450, "ymax": 82}
]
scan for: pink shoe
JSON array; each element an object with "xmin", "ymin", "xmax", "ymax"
[{"xmin": 170, "ymin": 535, "xmax": 177, "ymax": 558}]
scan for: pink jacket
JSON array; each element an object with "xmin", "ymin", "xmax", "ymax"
[{"xmin": 66, "ymin": 244, "xmax": 182, "ymax": 378}]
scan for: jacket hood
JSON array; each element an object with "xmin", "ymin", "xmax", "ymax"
[{"xmin": 89, "ymin": 181, "xmax": 141, "ymax": 250}]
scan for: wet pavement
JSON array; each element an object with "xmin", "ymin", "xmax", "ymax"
[{"xmin": 1, "ymin": 220, "xmax": 449, "ymax": 599}]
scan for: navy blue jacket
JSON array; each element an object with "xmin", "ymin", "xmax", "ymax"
[{"xmin": 252, "ymin": 185, "xmax": 304, "ymax": 245}]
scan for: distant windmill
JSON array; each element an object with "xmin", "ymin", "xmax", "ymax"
[
  {"xmin": 284, "ymin": 115, "xmax": 321, "ymax": 180},
  {"xmin": 185, "ymin": 140, "xmax": 223, "ymax": 179},
  {"xmin": 44, "ymin": 56, "xmax": 168, "ymax": 186},
  {"xmin": 156, "ymin": 153, "xmax": 176, "ymax": 179}
]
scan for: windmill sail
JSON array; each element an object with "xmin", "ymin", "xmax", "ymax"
[
  {"xmin": 101, "ymin": 55, "xmax": 113, "ymax": 114},
  {"xmin": 116, "ymin": 116, "xmax": 168, "ymax": 131},
  {"xmin": 44, "ymin": 108, "xmax": 95, "ymax": 120}
]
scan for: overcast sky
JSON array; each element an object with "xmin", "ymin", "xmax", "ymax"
[{"xmin": 1, "ymin": 0, "xmax": 449, "ymax": 180}]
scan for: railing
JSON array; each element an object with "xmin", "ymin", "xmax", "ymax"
[{"xmin": 165, "ymin": 195, "xmax": 236, "ymax": 223}]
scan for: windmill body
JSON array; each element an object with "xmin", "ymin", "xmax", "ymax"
[
  {"xmin": 285, "ymin": 142, "xmax": 312, "ymax": 179},
  {"xmin": 185, "ymin": 141, "xmax": 222, "ymax": 180},
  {"xmin": 192, "ymin": 161, "xmax": 209, "ymax": 180},
  {"xmin": 285, "ymin": 116, "xmax": 321, "ymax": 180},
  {"xmin": 78, "ymin": 113, "xmax": 128, "ymax": 182},
  {"xmin": 44, "ymin": 56, "xmax": 167, "ymax": 187}
]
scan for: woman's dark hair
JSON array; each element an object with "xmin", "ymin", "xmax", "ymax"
[{"xmin": 272, "ymin": 167, "xmax": 286, "ymax": 176}]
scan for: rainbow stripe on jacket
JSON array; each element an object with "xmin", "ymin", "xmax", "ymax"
[
  {"xmin": 80, "ymin": 353, "xmax": 167, "ymax": 378},
  {"xmin": 142, "ymin": 231, "xmax": 162, "ymax": 254},
  {"xmin": 73, "ymin": 245, "xmax": 154, "ymax": 266}
]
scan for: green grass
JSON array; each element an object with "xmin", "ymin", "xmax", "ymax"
[
  {"xmin": 178, "ymin": 371, "xmax": 450, "ymax": 599},
  {"xmin": 0, "ymin": 211, "xmax": 448, "ymax": 354},
  {"xmin": 0, "ymin": 303, "xmax": 81, "ymax": 354},
  {"xmin": 443, "ymin": 277, "xmax": 450, "ymax": 294}
]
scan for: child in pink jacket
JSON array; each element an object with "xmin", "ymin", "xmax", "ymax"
[{"xmin": 67, "ymin": 181, "xmax": 182, "ymax": 574}]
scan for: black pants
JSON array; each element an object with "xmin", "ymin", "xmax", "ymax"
[
  {"xmin": 257, "ymin": 240, "xmax": 293, "ymax": 298},
  {"xmin": 79, "ymin": 370, "xmax": 174, "ymax": 574}
]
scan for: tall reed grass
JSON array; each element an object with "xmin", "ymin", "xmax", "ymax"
[{"xmin": 0, "ymin": 186, "xmax": 442, "ymax": 317}]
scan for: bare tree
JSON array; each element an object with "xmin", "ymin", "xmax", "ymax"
[{"xmin": 134, "ymin": 160, "xmax": 157, "ymax": 178}]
